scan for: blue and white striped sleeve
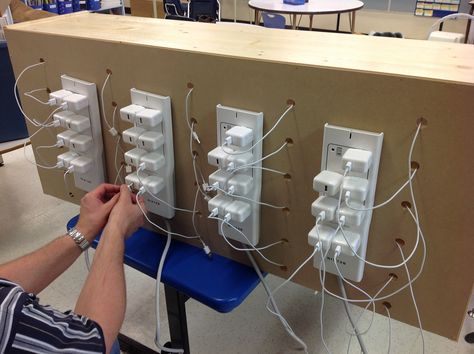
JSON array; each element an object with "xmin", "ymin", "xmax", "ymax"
[{"xmin": 0, "ymin": 279, "xmax": 105, "ymax": 354}]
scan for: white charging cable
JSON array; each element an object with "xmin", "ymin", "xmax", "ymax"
[
  {"xmin": 99, "ymin": 72, "xmax": 118, "ymax": 137},
  {"xmin": 230, "ymin": 140, "xmax": 288, "ymax": 173},
  {"xmin": 154, "ymin": 219, "xmax": 185, "ymax": 354},
  {"xmin": 185, "ymin": 87, "xmax": 200, "ymax": 144},
  {"xmin": 208, "ymin": 185, "xmax": 286, "ymax": 210}
]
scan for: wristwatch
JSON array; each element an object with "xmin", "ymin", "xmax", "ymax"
[{"xmin": 67, "ymin": 227, "xmax": 90, "ymax": 251}]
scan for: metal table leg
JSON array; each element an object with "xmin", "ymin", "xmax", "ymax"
[
  {"xmin": 336, "ymin": 13, "xmax": 340, "ymax": 32},
  {"xmin": 164, "ymin": 285, "xmax": 191, "ymax": 354},
  {"xmin": 309, "ymin": 14, "xmax": 314, "ymax": 30},
  {"xmin": 254, "ymin": 9, "xmax": 260, "ymax": 25},
  {"xmin": 292, "ymin": 13, "xmax": 297, "ymax": 29}
]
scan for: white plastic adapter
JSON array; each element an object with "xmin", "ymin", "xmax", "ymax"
[
  {"xmin": 209, "ymin": 169, "xmax": 232, "ymax": 190},
  {"xmin": 142, "ymin": 175, "xmax": 165, "ymax": 194},
  {"xmin": 49, "ymin": 89, "xmax": 72, "ymax": 105},
  {"xmin": 208, "ymin": 194, "xmax": 233, "ymax": 216},
  {"xmin": 125, "ymin": 172, "xmax": 147, "ymax": 190},
  {"xmin": 53, "ymin": 111, "xmax": 75, "ymax": 128},
  {"xmin": 224, "ymin": 200, "xmax": 251, "ymax": 223},
  {"xmin": 57, "ymin": 130, "xmax": 78, "ymax": 147},
  {"xmin": 339, "ymin": 205, "xmax": 365, "ymax": 227},
  {"xmin": 138, "ymin": 131, "xmax": 165, "ymax": 151},
  {"xmin": 122, "ymin": 127, "xmax": 146, "ymax": 145},
  {"xmin": 70, "ymin": 156, "xmax": 93, "ymax": 174},
  {"xmin": 66, "ymin": 115, "xmax": 90, "ymax": 133},
  {"xmin": 342, "ymin": 148, "xmax": 373, "ymax": 174},
  {"xmin": 227, "ymin": 174, "xmax": 253, "ymax": 195},
  {"xmin": 313, "ymin": 170, "xmax": 343, "ymax": 196},
  {"xmin": 140, "ymin": 152, "xmax": 165, "ymax": 171},
  {"xmin": 120, "ymin": 104, "xmax": 146, "ymax": 123},
  {"xmin": 124, "ymin": 147, "xmax": 147, "ymax": 167},
  {"xmin": 207, "ymin": 147, "xmax": 228, "ymax": 169},
  {"xmin": 342, "ymin": 176, "xmax": 369, "ymax": 203},
  {"xmin": 57, "ymin": 151, "xmax": 79, "ymax": 168},
  {"xmin": 311, "ymin": 196, "xmax": 339, "ymax": 221},
  {"xmin": 136, "ymin": 108, "xmax": 163, "ymax": 128},
  {"xmin": 63, "ymin": 93, "xmax": 89, "ymax": 111},
  {"xmin": 225, "ymin": 125, "xmax": 253, "ymax": 147},
  {"xmin": 69, "ymin": 135, "xmax": 93, "ymax": 153},
  {"xmin": 226, "ymin": 152, "xmax": 254, "ymax": 171},
  {"xmin": 308, "ymin": 224, "xmax": 361, "ymax": 256}
]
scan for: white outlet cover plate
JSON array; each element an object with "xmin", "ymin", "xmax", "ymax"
[
  {"xmin": 215, "ymin": 104, "xmax": 263, "ymax": 246},
  {"xmin": 313, "ymin": 123, "xmax": 383, "ymax": 282},
  {"xmin": 60, "ymin": 75, "xmax": 105, "ymax": 192}
]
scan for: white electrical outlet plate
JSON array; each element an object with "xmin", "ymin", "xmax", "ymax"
[
  {"xmin": 212, "ymin": 105, "xmax": 263, "ymax": 246},
  {"xmin": 60, "ymin": 75, "xmax": 105, "ymax": 191},
  {"xmin": 312, "ymin": 123, "xmax": 383, "ymax": 282},
  {"xmin": 129, "ymin": 88, "xmax": 175, "ymax": 219}
]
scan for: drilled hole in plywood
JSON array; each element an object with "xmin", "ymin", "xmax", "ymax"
[
  {"xmin": 286, "ymin": 99, "xmax": 295, "ymax": 106},
  {"xmin": 112, "ymin": 101, "xmax": 118, "ymax": 107},
  {"xmin": 395, "ymin": 238, "xmax": 405, "ymax": 246},
  {"xmin": 280, "ymin": 265, "xmax": 288, "ymax": 271},
  {"xmin": 187, "ymin": 82, "xmax": 194, "ymax": 89},
  {"xmin": 192, "ymin": 150, "xmax": 199, "ymax": 158},
  {"xmin": 283, "ymin": 173, "xmax": 291, "ymax": 181},
  {"xmin": 416, "ymin": 117, "xmax": 428, "ymax": 127},
  {"xmin": 389, "ymin": 273, "xmax": 398, "ymax": 281},
  {"xmin": 411, "ymin": 161, "xmax": 420, "ymax": 171},
  {"xmin": 401, "ymin": 201, "xmax": 412, "ymax": 209},
  {"xmin": 281, "ymin": 238, "xmax": 289, "ymax": 244},
  {"xmin": 190, "ymin": 117, "xmax": 198, "ymax": 125},
  {"xmin": 69, "ymin": 192, "xmax": 74, "ymax": 198},
  {"xmin": 106, "ymin": 68, "xmax": 112, "ymax": 75},
  {"xmin": 383, "ymin": 301, "xmax": 392, "ymax": 309},
  {"xmin": 196, "ymin": 211, "xmax": 202, "ymax": 217},
  {"xmin": 282, "ymin": 207, "xmax": 290, "ymax": 215},
  {"xmin": 285, "ymin": 138, "xmax": 294, "ymax": 147},
  {"xmin": 46, "ymin": 88, "xmax": 51, "ymax": 94},
  {"xmin": 39, "ymin": 58, "xmax": 45, "ymax": 62}
]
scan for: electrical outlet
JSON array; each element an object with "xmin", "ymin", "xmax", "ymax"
[
  {"xmin": 124, "ymin": 88, "xmax": 175, "ymax": 219},
  {"xmin": 310, "ymin": 123, "xmax": 383, "ymax": 282},
  {"xmin": 53, "ymin": 75, "xmax": 106, "ymax": 191},
  {"xmin": 207, "ymin": 105, "xmax": 263, "ymax": 246}
]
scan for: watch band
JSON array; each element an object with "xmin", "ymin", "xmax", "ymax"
[{"xmin": 67, "ymin": 227, "xmax": 90, "ymax": 251}]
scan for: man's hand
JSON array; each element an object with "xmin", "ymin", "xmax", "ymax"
[
  {"xmin": 76, "ymin": 184, "xmax": 121, "ymax": 242},
  {"xmin": 105, "ymin": 185, "xmax": 145, "ymax": 239}
]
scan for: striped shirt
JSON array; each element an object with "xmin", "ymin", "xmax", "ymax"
[{"xmin": 0, "ymin": 278, "xmax": 105, "ymax": 353}]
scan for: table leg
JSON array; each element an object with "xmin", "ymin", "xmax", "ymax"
[
  {"xmin": 309, "ymin": 14, "xmax": 313, "ymax": 30},
  {"xmin": 164, "ymin": 285, "xmax": 191, "ymax": 354},
  {"xmin": 465, "ymin": 5, "xmax": 473, "ymax": 44},
  {"xmin": 254, "ymin": 9, "xmax": 259, "ymax": 25},
  {"xmin": 292, "ymin": 13, "xmax": 297, "ymax": 29},
  {"xmin": 336, "ymin": 13, "xmax": 340, "ymax": 32},
  {"xmin": 350, "ymin": 11, "xmax": 356, "ymax": 33}
]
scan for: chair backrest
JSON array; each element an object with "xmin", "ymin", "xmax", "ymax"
[
  {"xmin": 165, "ymin": 14, "xmax": 195, "ymax": 21},
  {"xmin": 427, "ymin": 13, "xmax": 474, "ymax": 42},
  {"xmin": 163, "ymin": 0, "xmax": 185, "ymax": 16},
  {"xmin": 262, "ymin": 12, "xmax": 285, "ymax": 29},
  {"xmin": 189, "ymin": 0, "xmax": 219, "ymax": 21}
]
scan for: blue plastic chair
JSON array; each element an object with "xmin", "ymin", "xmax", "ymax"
[{"xmin": 262, "ymin": 12, "xmax": 286, "ymax": 29}]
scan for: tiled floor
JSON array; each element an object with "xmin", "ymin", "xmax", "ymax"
[{"xmin": 0, "ymin": 146, "xmax": 473, "ymax": 354}]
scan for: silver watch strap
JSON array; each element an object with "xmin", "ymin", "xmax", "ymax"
[{"xmin": 67, "ymin": 227, "xmax": 90, "ymax": 251}]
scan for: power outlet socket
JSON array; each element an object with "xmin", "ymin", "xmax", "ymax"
[
  {"xmin": 58, "ymin": 75, "xmax": 105, "ymax": 191},
  {"xmin": 209, "ymin": 105, "xmax": 263, "ymax": 246},
  {"xmin": 311, "ymin": 123, "xmax": 383, "ymax": 282},
  {"xmin": 126, "ymin": 88, "xmax": 175, "ymax": 219}
]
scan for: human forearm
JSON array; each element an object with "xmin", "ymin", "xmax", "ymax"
[
  {"xmin": 74, "ymin": 225, "xmax": 126, "ymax": 353},
  {"xmin": 0, "ymin": 234, "xmax": 82, "ymax": 294}
]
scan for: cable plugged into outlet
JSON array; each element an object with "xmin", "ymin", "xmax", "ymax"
[
  {"xmin": 122, "ymin": 88, "xmax": 175, "ymax": 219},
  {"xmin": 49, "ymin": 75, "xmax": 106, "ymax": 192},
  {"xmin": 308, "ymin": 124, "xmax": 383, "ymax": 282},
  {"xmin": 206, "ymin": 105, "xmax": 263, "ymax": 246}
]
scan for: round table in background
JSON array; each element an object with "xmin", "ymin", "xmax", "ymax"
[{"xmin": 248, "ymin": 0, "xmax": 364, "ymax": 31}]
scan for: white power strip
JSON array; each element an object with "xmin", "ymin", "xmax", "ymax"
[
  {"xmin": 309, "ymin": 123, "xmax": 383, "ymax": 282},
  {"xmin": 207, "ymin": 105, "xmax": 263, "ymax": 246}
]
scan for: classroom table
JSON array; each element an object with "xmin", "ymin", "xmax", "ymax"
[{"xmin": 248, "ymin": 0, "xmax": 364, "ymax": 31}]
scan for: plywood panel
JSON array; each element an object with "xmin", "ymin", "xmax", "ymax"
[{"xmin": 5, "ymin": 13, "xmax": 474, "ymax": 341}]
